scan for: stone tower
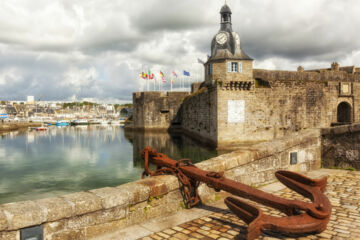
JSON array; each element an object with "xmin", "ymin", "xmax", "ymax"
[
  {"xmin": 205, "ymin": 3, "xmax": 254, "ymax": 86},
  {"xmin": 202, "ymin": 3, "xmax": 256, "ymax": 147}
]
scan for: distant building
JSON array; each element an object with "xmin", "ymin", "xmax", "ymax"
[{"xmin": 27, "ymin": 96, "xmax": 35, "ymax": 104}]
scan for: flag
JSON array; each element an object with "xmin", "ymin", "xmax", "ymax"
[
  {"xmin": 183, "ymin": 70, "xmax": 190, "ymax": 76},
  {"xmin": 149, "ymin": 73, "xmax": 155, "ymax": 79},
  {"xmin": 140, "ymin": 72, "xmax": 148, "ymax": 79},
  {"xmin": 172, "ymin": 71, "xmax": 178, "ymax": 78},
  {"xmin": 171, "ymin": 79, "xmax": 174, "ymax": 83},
  {"xmin": 160, "ymin": 71, "xmax": 166, "ymax": 82}
]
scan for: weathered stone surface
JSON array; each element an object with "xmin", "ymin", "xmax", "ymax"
[
  {"xmin": 0, "ymin": 208, "xmax": 8, "ymax": 231},
  {"xmin": 65, "ymin": 206, "xmax": 126, "ymax": 231},
  {"xmin": 85, "ymin": 219, "xmax": 126, "ymax": 239},
  {"xmin": 44, "ymin": 221, "xmax": 66, "ymax": 236},
  {"xmin": 2, "ymin": 201, "xmax": 46, "ymax": 230},
  {"xmin": 36, "ymin": 197, "xmax": 74, "ymax": 222},
  {"xmin": 115, "ymin": 181, "xmax": 150, "ymax": 205},
  {"xmin": 322, "ymin": 123, "xmax": 360, "ymax": 170},
  {"xmin": 46, "ymin": 229, "xmax": 85, "ymax": 240},
  {"xmin": 89, "ymin": 187, "xmax": 131, "ymax": 209},
  {"xmin": 137, "ymin": 178, "xmax": 169, "ymax": 197},
  {"xmin": 62, "ymin": 192, "xmax": 102, "ymax": 216},
  {"xmin": 0, "ymin": 230, "xmax": 19, "ymax": 240}
]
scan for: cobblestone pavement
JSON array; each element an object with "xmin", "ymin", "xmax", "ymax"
[{"xmin": 139, "ymin": 170, "xmax": 360, "ymax": 240}]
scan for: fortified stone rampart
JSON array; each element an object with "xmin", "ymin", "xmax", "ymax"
[
  {"xmin": 178, "ymin": 66, "xmax": 360, "ymax": 148},
  {"xmin": 181, "ymin": 87, "xmax": 218, "ymax": 147},
  {"xmin": 254, "ymin": 69, "xmax": 360, "ymax": 83},
  {"xmin": 131, "ymin": 92, "xmax": 189, "ymax": 130},
  {"xmin": 0, "ymin": 129, "xmax": 322, "ymax": 240}
]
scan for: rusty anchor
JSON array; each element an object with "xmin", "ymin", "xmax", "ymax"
[{"xmin": 141, "ymin": 147, "xmax": 331, "ymax": 239}]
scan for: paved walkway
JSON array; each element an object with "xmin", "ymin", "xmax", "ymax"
[{"xmin": 101, "ymin": 169, "xmax": 360, "ymax": 240}]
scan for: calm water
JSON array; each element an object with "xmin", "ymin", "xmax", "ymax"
[{"xmin": 0, "ymin": 126, "xmax": 218, "ymax": 204}]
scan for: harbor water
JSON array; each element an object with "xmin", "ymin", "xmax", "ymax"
[{"xmin": 0, "ymin": 126, "xmax": 218, "ymax": 204}]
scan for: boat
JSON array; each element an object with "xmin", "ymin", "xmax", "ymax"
[
  {"xmin": 56, "ymin": 120, "xmax": 69, "ymax": 127},
  {"xmin": 100, "ymin": 119, "xmax": 109, "ymax": 125},
  {"xmin": 110, "ymin": 120, "xmax": 121, "ymax": 125},
  {"xmin": 71, "ymin": 119, "xmax": 89, "ymax": 126},
  {"xmin": 35, "ymin": 127, "xmax": 47, "ymax": 131}
]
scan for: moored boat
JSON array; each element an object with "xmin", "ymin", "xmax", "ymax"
[
  {"xmin": 56, "ymin": 120, "xmax": 69, "ymax": 127},
  {"xmin": 35, "ymin": 127, "xmax": 47, "ymax": 131},
  {"xmin": 71, "ymin": 119, "xmax": 89, "ymax": 126}
]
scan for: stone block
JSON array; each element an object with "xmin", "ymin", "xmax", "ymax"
[
  {"xmin": 137, "ymin": 177, "xmax": 170, "ymax": 197},
  {"xmin": 46, "ymin": 229, "xmax": 85, "ymax": 240},
  {"xmin": 90, "ymin": 187, "xmax": 131, "ymax": 209},
  {"xmin": 65, "ymin": 206, "xmax": 126, "ymax": 231},
  {"xmin": 2, "ymin": 201, "xmax": 46, "ymax": 230},
  {"xmin": 84, "ymin": 218, "xmax": 126, "ymax": 239},
  {"xmin": 44, "ymin": 221, "xmax": 66, "ymax": 236},
  {"xmin": 0, "ymin": 208, "xmax": 8, "ymax": 231},
  {"xmin": 62, "ymin": 192, "xmax": 102, "ymax": 216},
  {"xmin": 0, "ymin": 230, "xmax": 19, "ymax": 240},
  {"xmin": 115, "ymin": 182, "xmax": 150, "ymax": 205},
  {"xmin": 36, "ymin": 197, "xmax": 74, "ymax": 222}
]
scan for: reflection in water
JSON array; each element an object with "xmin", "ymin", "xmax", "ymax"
[
  {"xmin": 0, "ymin": 126, "xmax": 218, "ymax": 204},
  {"xmin": 125, "ymin": 131, "xmax": 218, "ymax": 168}
]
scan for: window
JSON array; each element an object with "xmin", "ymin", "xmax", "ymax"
[
  {"xmin": 231, "ymin": 62, "xmax": 238, "ymax": 72},
  {"xmin": 227, "ymin": 62, "xmax": 242, "ymax": 73},
  {"xmin": 207, "ymin": 64, "xmax": 212, "ymax": 75}
]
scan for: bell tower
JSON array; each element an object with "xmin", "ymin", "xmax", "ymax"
[{"xmin": 205, "ymin": 3, "xmax": 254, "ymax": 89}]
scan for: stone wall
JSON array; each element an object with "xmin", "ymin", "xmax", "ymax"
[
  {"xmin": 181, "ymin": 68, "xmax": 360, "ymax": 148},
  {"xmin": 321, "ymin": 123, "xmax": 360, "ymax": 170},
  {"xmin": 131, "ymin": 92, "xmax": 189, "ymax": 130},
  {"xmin": 0, "ymin": 129, "xmax": 321, "ymax": 240},
  {"xmin": 181, "ymin": 87, "xmax": 218, "ymax": 147}
]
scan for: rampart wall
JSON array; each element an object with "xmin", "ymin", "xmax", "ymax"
[
  {"xmin": 180, "ymin": 69, "xmax": 360, "ymax": 148},
  {"xmin": 131, "ymin": 92, "xmax": 189, "ymax": 130},
  {"xmin": 0, "ymin": 129, "xmax": 321, "ymax": 240}
]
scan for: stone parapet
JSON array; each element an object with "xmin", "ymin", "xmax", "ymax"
[
  {"xmin": 254, "ymin": 69, "xmax": 360, "ymax": 83},
  {"xmin": 0, "ymin": 129, "xmax": 321, "ymax": 239}
]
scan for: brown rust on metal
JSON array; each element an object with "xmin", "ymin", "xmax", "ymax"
[{"xmin": 141, "ymin": 147, "xmax": 332, "ymax": 239}]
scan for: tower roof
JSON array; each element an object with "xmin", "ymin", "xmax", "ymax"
[{"xmin": 220, "ymin": 4, "xmax": 232, "ymax": 14}]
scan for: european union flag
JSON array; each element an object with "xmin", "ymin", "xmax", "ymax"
[{"xmin": 183, "ymin": 70, "xmax": 190, "ymax": 76}]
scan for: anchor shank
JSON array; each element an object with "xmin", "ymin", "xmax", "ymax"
[{"xmin": 149, "ymin": 153, "xmax": 312, "ymax": 215}]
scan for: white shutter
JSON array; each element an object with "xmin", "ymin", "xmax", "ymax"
[
  {"xmin": 227, "ymin": 62, "xmax": 231, "ymax": 72},
  {"xmin": 238, "ymin": 62, "xmax": 242, "ymax": 73}
]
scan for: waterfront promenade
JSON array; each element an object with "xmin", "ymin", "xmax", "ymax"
[{"xmin": 99, "ymin": 169, "xmax": 360, "ymax": 240}]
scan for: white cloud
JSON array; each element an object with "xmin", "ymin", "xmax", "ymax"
[
  {"xmin": 0, "ymin": 0, "xmax": 359, "ymax": 101},
  {"xmin": 0, "ymin": 67, "xmax": 22, "ymax": 85}
]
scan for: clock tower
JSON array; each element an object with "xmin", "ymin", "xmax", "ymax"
[{"xmin": 205, "ymin": 3, "xmax": 253, "ymax": 86}]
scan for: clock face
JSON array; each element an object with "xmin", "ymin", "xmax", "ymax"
[{"xmin": 216, "ymin": 33, "xmax": 228, "ymax": 45}]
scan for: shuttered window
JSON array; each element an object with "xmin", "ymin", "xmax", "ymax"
[{"xmin": 227, "ymin": 62, "xmax": 242, "ymax": 73}]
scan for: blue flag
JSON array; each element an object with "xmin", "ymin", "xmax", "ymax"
[{"xmin": 183, "ymin": 70, "xmax": 190, "ymax": 76}]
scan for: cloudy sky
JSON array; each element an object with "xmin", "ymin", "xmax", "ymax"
[{"xmin": 0, "ymin": 0, "xmax": 359, "ymax": 102}]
